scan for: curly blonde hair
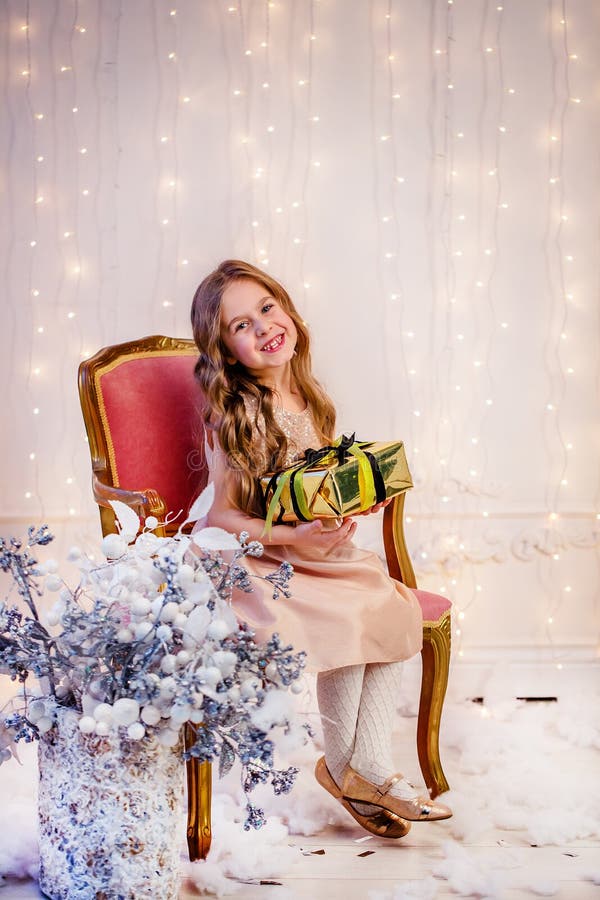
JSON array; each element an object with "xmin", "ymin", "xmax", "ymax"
[{"xmin": 191, "ymin": 260, "xmax": 336, "ymax": 516}]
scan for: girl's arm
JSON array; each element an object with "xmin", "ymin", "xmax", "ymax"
[{"xmin": 205, "ymin": 440, "xmax": 356, "ymax": 551}]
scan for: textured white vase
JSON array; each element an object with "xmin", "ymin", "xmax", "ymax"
[{"xmin": 38, "ymin": 708, "xmax": 184, "ymax": 900}]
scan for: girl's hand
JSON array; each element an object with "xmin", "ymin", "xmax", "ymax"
[
  {"xmin": 293, "ymin": 518, "xmax": 357, "ymax": 551},
  {"xmin": 357, "ymin": 498, "xmax": 393, "ymax": 516}
]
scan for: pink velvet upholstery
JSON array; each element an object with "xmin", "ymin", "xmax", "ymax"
[
  {"xmin": 412, "ymin": 588, "xmax": 451, "ymax": 623},
  {"xmin": 99, "ymin": 354, "xmax": 206, "ymax": 521}
]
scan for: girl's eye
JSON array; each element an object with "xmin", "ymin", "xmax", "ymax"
[
  {"xmin": 262, "ymin": 302, "xmax": 274, "ymax": 314},
  {"xmin": 235, "ymin": 321, "xmax": 249, "ymax": 332}
]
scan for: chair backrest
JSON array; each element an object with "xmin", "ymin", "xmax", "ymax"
[{"xmin": 79, "ymin": 335, "xmax": 206, "ymax": 533}]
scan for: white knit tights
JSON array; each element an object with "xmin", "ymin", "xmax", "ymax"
[{"xmin": 316, "ymin": 662, "xmax": 418, "ymax": 815}]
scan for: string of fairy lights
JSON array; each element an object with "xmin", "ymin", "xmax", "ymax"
[
  {"xmin": 538, "ymin": 0, "xmax": 583, "ymax": 661},
  {"xmin": 2, "ymin": 0, "xmax": 598, "ymax": 663},
  {"xmin": 225, "ymin": 0, "xmax": 318, "ymax": 306}
]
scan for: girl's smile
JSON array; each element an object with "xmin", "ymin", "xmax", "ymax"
[
  {"xmin": 260, "ymin": 332, "xmax": 285, "ymax": 353},
  {"xmin": 221, "ymin": 278, "xmax": 297, "ymax": 381}
]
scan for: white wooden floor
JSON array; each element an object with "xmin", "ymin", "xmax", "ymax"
[
  {"xmin": 179, "ymin": 829, "xmax": 599, "ymax": 899},
  {"xmin": 2, "ymin": 687, "xmax": 599, "ymax": 898}
]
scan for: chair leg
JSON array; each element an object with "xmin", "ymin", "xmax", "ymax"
[
  {"xmin": 416, "ymin": 611, "xmax": 451, "ymax": 799},
  {"xmin": 185, "ymin": 724, "xmax": 212, "ymax": 861}
]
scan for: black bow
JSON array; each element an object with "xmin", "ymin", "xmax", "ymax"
[{"xmin": 304, "ymin": 432, "xmax": 357, "ymax": 467}]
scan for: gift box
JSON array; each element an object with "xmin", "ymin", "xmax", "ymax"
[{"xmin": 260, "ymin": 434, "xmax": 413, "ymax": 529}]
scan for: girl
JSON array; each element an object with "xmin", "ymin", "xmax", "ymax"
[{"xmin": 191, "ymin": 259, "xmax": 451, "ymax": 838}]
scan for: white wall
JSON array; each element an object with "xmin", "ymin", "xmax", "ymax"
[{"xmin": 1, "ymin": 0, "xmax": 599, "ymax": 670}]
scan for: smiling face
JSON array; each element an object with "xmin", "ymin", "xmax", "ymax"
[{"xmin": 220, "ymin": 277, "xmax": 298, "ymax": 382}]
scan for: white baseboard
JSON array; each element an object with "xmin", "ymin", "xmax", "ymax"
[{"xmin": 399, "ymin": 644, "xmax": 600, "ymax": 703}]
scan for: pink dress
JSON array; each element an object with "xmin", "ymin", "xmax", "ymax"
[{"xmin": 206, "ymin": 406, "xmax": 423, "ymax": 674}]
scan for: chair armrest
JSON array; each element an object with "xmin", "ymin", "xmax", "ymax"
[
  {"xmin": 382, "ymin": 492, "xmax": 417, "ymax": 588},
  {"xmin": 92, "ymin": 473, "xmax": 168, "ymax": 537}
]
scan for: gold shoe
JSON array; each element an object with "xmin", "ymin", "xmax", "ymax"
[
  {"xmin": 314, "ymin": 757, "xmax": 411, "ymax": 839},
  {"xmin": 341, "ymin": 766, "xmax": 452, "ymax": 822}
]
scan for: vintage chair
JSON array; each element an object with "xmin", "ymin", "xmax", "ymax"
[{"xmin": 78, "ymin": 334, "xmax": 451, "ymax": 860}]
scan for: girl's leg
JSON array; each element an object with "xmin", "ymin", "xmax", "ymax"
[
  {"xmin": 350, "ymin": 661, "xmax": 419, "ymax": 801},
  {"xmin": 316, "ymin": 663, "xmax": 365, "ymax": 785},
  {"xmin": 317, "ymin": 664, "xmax": 384, "ymax": 815}
]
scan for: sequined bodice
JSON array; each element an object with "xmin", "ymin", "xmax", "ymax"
[{"xmin": 273, "ymin": 406, "xmax": 321, "ymax": 466}]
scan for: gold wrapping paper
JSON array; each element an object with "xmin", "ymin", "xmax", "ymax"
[{"xmin": 261, "ymin": 439, "xmax": 413, "ymax": 524}]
